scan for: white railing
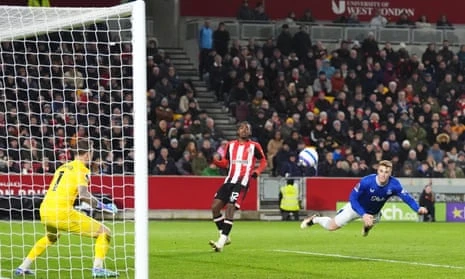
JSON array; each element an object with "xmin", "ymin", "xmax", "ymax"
[{"xmin": 185, "ymin": 18, "xmax": 465, "ymax": 45}]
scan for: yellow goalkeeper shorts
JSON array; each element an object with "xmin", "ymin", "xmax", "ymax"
[{"xmin": 40, "ymin": 209, "xmax": 103, "ymax": 237}]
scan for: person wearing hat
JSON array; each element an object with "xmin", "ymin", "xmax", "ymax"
[{"xmin": 168, "ymin": 138, "xmax": 183, "ymax": 161}]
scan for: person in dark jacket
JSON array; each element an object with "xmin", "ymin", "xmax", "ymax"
[
  {"xmin": 419, "ymin": 183, "xmax": 435, "ymax": 222},
  {"xmin": 276, "ymin": 24, "xmax": 293, "ymax": 56},
  {"xmin": 292, "ymin": 25, "xmax": 312, "ymax": 60},
  {"xmin": 213, "ymin": 22, "xmax": 230, "ymax": 58},
  {"xmin": 237, "ymin": 0, "xmax": 254, "ymax": 20}
]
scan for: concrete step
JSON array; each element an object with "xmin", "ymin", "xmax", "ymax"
[
  {"xmin": 196, "ymin": 98, "xmax": 216, "ymax": 104},
  {"xmin": 196, "ymin": 92, "xmax": 214, "ymax": 97},
  {"xmin": 173, "ymin": 62, "xmax": 194, "ymax": 67},
  {"xmin": 200, "ymin": 103, "xmax": 222, "ymax": 110},
  {"xmin": 175, "ymin": 64, "xmax": 195, "ymax": 70},
  {"xmin": 167, "ymin": 53, "xmax": 190, "ymax": 59},
  {"xmin": 192, "ymin": 81, "xmax": 207, "ymax": 86},
  {"xmin": 170, "ymin": 57, "xmax": 190, "ymax": 62},
  {"xmin": 177, "ymin": 70, "xmax": 198, "ymax": 76},
  {"xmin": 161, "ymin": 47, "xmax": 184, "ymax": 53},
  {"xmin": 214, "ymin": 119, "xmax": 233, "ymax": 125},
  {"xmin": 203, "ymin": 107, "xmax": 225, "ymax": 114}
]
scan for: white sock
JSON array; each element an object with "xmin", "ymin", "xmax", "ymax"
[
  {"xmin": 93, "ymin": 258, "xmax": 104, "ymax": 269},
  {"xmin": 313, "ymin": 216, "xmax": 332, "ymax": 230},
  {"xmin": 217, "ymin": 234, "xmax": 228, "ymax": 248},
  {"xmin": 19, "ymin": 258, "xmax": 32, "ymax": 270}
]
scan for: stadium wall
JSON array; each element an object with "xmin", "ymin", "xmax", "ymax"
[{"xmin": 1, "ymin": 175, "xmax": 464, "ymax": 211}]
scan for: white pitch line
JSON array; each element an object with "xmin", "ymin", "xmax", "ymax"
[{"xmin": 274, "ymin": 249, "xmax": 465, "ymax": 270}]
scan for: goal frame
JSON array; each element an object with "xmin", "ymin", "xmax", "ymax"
[{"xmin": 0, "ymin": 1, "xmax": 148, "ymax": 278}]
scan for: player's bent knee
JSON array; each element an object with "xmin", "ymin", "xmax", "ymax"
[
  {"xmin": 328, "ymin": 220, "xmax": 341, "ymax": 231},
  {"xmin": 100, "ymin": 225, "xmax": 112, "ymax": 236}
]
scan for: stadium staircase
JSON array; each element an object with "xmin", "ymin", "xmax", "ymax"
[{"xmin": 163, "ymin": 47, "xmax": 237, "ymax": 140}]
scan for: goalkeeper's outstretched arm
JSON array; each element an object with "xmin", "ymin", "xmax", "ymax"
[
  {"xmin": 79, "ymin": 186, "xmax": 118, "ymax": 214},
  {"xmin": 79, "ymin": 185, "xmax": 100, "ymax": 208}
]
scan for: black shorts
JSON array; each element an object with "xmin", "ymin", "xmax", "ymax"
[{"xmin": 214, "ymin": 183, "xmax": 247, "ymax": 209}]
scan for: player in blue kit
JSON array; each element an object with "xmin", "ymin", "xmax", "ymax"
[{"xmin": 300, "ymin": 160, "xmax": 428, "ymax": 236}]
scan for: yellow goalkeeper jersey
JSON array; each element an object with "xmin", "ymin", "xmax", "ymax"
[{"xmin": 41, "ymin": 160, "xmax": 90, "ymax": 211}]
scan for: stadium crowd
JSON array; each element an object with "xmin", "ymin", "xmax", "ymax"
[{"xmin": 2, "ymin": 9, "xmax": 465, "ymax": 180}]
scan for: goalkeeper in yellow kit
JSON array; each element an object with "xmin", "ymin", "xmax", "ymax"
[{"xmin": 15, "ymin": 139, "xmax": 119, "ymax": 277}]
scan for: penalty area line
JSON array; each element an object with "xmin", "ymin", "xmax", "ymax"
[{"xmin": 273, "ymin": 249, "xmax": 465, "ymax": 270}]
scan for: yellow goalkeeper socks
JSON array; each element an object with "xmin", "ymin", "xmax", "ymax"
[
  {"xmin": 25, "ymin": 236, "xmax": 53, "ymax": 262},
  {"xmin": 94, "ymin": 233, "xmax": 111, "ymax": 268}
]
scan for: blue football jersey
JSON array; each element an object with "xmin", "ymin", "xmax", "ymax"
[{"xmin": 349, "ymin": 174, "xmax": 420, "ymax": 215}]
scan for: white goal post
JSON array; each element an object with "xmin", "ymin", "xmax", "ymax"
[{"xmin": 0, "ymin": 1, "xmax": 147, "ymax": 278}]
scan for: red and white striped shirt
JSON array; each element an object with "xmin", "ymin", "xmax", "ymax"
[{"xmin": 217, "ymin": 139, "xmax": 267, "ymax": 186}]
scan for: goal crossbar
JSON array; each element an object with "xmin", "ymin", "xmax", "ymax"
[{"xmin": 0, "ymin": 3, "xmax": 135, "ymax": 41}]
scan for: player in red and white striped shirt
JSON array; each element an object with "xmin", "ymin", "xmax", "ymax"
[{"xmin": 209, "ymin": 121, "xmax": 267, "ymax": 252}]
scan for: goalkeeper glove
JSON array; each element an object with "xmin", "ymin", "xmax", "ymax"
[{"xmin": 97, "ymin": 201, "xmax": 118, "ymax": 214}]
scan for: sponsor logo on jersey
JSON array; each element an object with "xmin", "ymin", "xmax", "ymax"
[{"xmin": 371, "ymin": 196, "xmax": 386, "ymax": 202}]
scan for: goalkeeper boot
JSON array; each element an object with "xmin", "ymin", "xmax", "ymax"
[
  {"xmin": 14, "ymin": 267, "xmax": 34, "ymax": 276},
  {"xmin": 300, "ymin": 214, "xmax": 318, "ymax": 229},
  {"xmin": 92, "ymin": 268, "xmax": 119, "ymax": 278}
]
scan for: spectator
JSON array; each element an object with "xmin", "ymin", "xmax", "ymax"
[
  {"xmin": 300, "ymin": 9, "xmax": 315, "ymax": 23},
  {"xmin": 346, "ymin": 13, "xmax": 361, "ymax": 26},
  {"xmin": 175, "ymin": 151, "xmax": 193, "ymax": 175},
  {"xmin": 415, "ymin": 15, "xmax": 431, "ymax": 28},
  {"xmin": 253, "ymin": 2, "xmax": 269, "ymax": 21},
  {"xmin": 191, "ymin": 151, "xmax": 209, "ymax": 175},
  {"xmin": 361, "ymin": 32, "xmax": 379, "ymax": 61},
  {"xmin": 236, "ymin": 0, "xmax": 254, "ymax": 20},
  {"xmin": 396, "ymin": 12, "xmax": 414, "ymax": 27},
  {"xmin": 276, "ymin": 24, "xmax": 293, "ymax": 56},
  {"xmin": 198, "ymin": 20, "xmax": 213, "ymax": 80},
  {"xmin": 213, "ymin": 22, "xmax": 230, "ymax": 58},
  {"xmin": 292, "ymin": 25, "xmax": 312, "ymax": 60},
  {"xmin": 445, "ymin": 160, "xmax": 465, "ymax": 178},
  {"xmin": 436, "ymin": 15, "xmax": 454, "ymax": 30},
  {"xmin": 201, "ymin": 160, "xmax": 221, "ymax": 176},
  {"xmin": 267, "ymin": 130, "xmax": 284, "ymax": 172},
  {"xmin": 419, "ymin": 184, "xmax": 435, "ymax": 222},
  {"xmin": 370, "ymin": 10, "xmax": 388, "ymax": 28},
  {"xmin": 285, "ymin": 11, "xmax": 297, "ymax": 24},
  {"xmin": 154, "ymin": 147, "xmax": 177, "ymax": 175},
  {"xmin": 279, "ymin": 152, "xmax": 302, "ymax": 177}
]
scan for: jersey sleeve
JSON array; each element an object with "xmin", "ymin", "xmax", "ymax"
[
  {"xmin": 76, "ymin": 166, "xmax": 90, "ymax": 187},
  {"xmin": 395, "ymin": 182, "xmax": 420, "ymax": 212},
  {"xmin": 349, "ymin": 180, "xmax": 367, "ymax": 216}
]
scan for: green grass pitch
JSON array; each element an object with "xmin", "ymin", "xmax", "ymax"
[{"xmin": 1, "ymin": 220, "xmax": 464, "ymax": 278}]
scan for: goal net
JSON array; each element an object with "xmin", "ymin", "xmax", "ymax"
[{"xmin": 0, "ymin": 1, "xmax": 147, "ymax": 278}]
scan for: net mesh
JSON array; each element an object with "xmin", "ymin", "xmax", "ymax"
[{"xmin": 0, "ymin": 4, "xmax": 137, "ymax": 278}]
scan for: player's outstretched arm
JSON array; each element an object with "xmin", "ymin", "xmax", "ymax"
[{"xmin": 78, "ymin": 186, "xmax": 118, "ymax": 214}]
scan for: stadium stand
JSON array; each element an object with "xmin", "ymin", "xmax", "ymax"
[{"xmin": 3, "ymin": 13, "xmax": 465, "ymax": 179}]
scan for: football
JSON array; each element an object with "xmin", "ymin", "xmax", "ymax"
[{"xmin": 298, "ymin": 147, "xmax": 319, "ymax": 168}]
